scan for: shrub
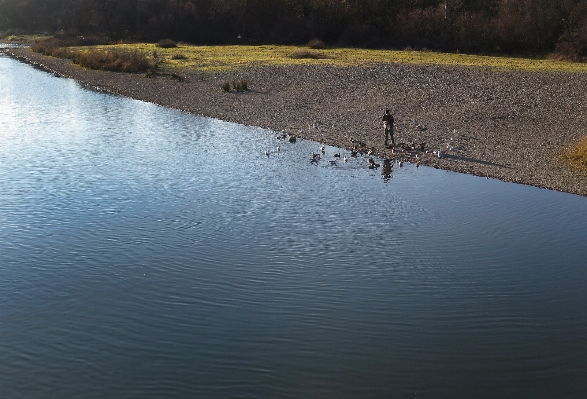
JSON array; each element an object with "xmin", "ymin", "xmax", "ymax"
[
  {"xmin": 289, "ymin": 49, "xmax": 329, "ymax": 59},
  {"xmin": 50, "ymin": 47, "xmax": 75, "ymax": 59},
  {"xmin": 307, "ymin": 38, "xmax": 325, "ymax": 49},
  {"xmin": 551, "ymin": 23, "xmax": 587, "ymax": 63},
  {"xmin": 232, "ymin": 80, "xmax": 248, "ymax": 92},
  {"xmin": 32, "ymin": 38, "xmax": 61, "ymax": 55},
  {"xmin": 222, "ymin": 80, "xmax": 248, "ymax": 92},
  {"xmin": 157, "ymin": 38, "xmax": 177, "ymax": 48},
  {"xmin": 32, "ymin": 37, "xmax": 110, "ymax": 52},
  {"xmin": 31, "ymin": 39, "xmax": 75, "ymax": 59},
  {"xmin": 75, "ymin": 49, "xmax": 152, "ymax": 73}
]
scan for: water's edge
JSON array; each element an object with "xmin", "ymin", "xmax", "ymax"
[{"xmin": 3, "ymin": 46, "xmax": 587, "ymax": 200}]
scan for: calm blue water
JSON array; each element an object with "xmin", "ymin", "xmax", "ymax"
[{"xmin": 1, "ymin": 51, "xmax": 586, "ymax": 399}]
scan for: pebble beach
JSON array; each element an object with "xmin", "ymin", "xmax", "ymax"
[{"xmin": 5, "ymin": 47, "xmax": 587, "ymax": 197}]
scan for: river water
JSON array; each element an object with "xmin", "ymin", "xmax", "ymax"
[{"xmin": 1, "ymin": 51, "xmax": 586, "ymax": 399}]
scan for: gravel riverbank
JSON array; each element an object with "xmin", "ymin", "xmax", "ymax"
[{"xmin": 4, "ymin": 47, "xmax": 587, "ymax": 196}]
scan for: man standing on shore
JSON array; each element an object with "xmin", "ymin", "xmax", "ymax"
[{"xmin": 382, "ymin": 109, "xmax": 395, "ymax": 147}]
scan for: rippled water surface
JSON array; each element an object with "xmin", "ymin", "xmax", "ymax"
[{"xmin": 1, "ymin": 53, "xmax": 586, "ymax": 399}]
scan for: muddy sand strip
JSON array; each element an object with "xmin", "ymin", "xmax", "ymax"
[{"xmin": 5, "ymin": 47, "xmax": 587, "ymax": 197}]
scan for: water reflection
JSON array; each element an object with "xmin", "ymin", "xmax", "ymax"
[{"xmin": 381, "ymin": 159, "xmax": 393, "ymax": 183}]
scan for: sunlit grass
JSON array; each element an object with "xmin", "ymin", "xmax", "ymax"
[
  {"xmin": 564, "ymin": 137, "xmax": 587, "ymax": 171},
  {"xmin": 74, "ymin": 43, "xmax": 587, "ymax": 73}
]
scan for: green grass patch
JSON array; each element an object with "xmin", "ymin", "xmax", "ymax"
[{"xmin": 48, "ymin": 42, "xmax": 587, "ymax": 73}]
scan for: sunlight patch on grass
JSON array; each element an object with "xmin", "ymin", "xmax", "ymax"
[{"xmin": 72, "ymin": 43, "xmax": 587, "ymax": 73}]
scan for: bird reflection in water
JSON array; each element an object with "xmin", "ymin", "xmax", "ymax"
[{"xmin": 381, "ymin": 159, "xmax": 393, "ymax": 183}]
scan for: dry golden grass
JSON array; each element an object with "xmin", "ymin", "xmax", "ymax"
[
  {"xmin": 564, "ymin": 137, "xmax": 587, "ymax": 170},
  {"xmin": 74, "ymin": 43, "xmax": 587, "ymax": 73},
  {"xmin": 74, "ymin": 49, "xmax": 152, "ymax": 72}
]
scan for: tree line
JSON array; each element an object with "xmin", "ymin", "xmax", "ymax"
[{"xmin": 2, "ymin": 0, "xmax": 587, "ymax": 60}]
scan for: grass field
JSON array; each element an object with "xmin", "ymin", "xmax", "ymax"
[{"xmin": 75, "ymin": 43, "xmax": 587, "ymax": 73}]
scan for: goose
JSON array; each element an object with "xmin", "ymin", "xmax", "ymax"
[
  {"xmin": 398, "ymin": 160, "xmax": 403, "ymax": 167},
  {"xmin": 264, "ymin": 150, "xmax": 269, "ymax": 157},
  {"xmin": 333, "ymin": 152, "xmax": 340, "ymax": 158},
  {"xmin": 343, "ymin": 155, "xmax": 348, "ymax": 163},
  {"xmin": 368, "ymin": 158, "xmax": 380, "ymax": 168},
  {"xmin": 320, "ymin": 145, "xmax": 325, "ymax": 154},
  {"xmin": 276, "ymin": 145, "xmax": 281, "ymax": 153}
]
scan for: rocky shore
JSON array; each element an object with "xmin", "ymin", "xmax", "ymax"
[{"xmin": 4, "ymin": 47, "xmax": 587, "ymax": 197}]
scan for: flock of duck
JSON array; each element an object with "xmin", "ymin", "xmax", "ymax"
[{"xmin": 265, "ymin": 127, "xmax": 459, "ymax": 170}]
